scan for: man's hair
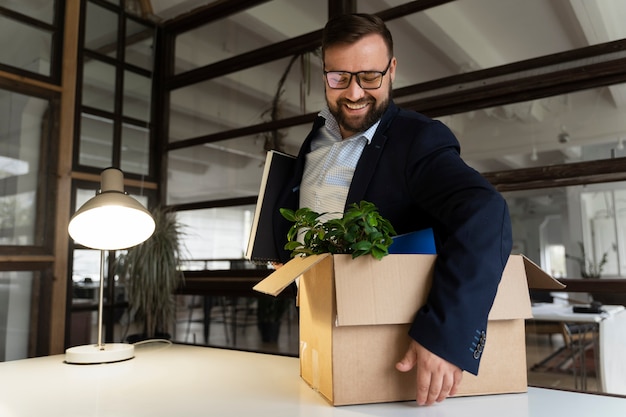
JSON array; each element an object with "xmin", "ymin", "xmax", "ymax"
[{"xmin": 321, "ymin": 13, "xmax": 394, "ymax": 60}]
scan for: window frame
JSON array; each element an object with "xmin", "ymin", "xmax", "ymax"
[{"xmin": 0, "ymin": 1, "xmax": 65, "ymax": 84}]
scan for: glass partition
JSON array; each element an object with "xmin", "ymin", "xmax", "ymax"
[
  {"xmin": 123, "ymin": 70, "xmax": 151, "ymax": 121},
  {"xmin": 579, "ymin": 184, "xmax": 626, "ymax": 277},
  {"xmin": 173, "ymin": 294, "xmax": 298, "ymax": 356},
  {"xmin": 0, "ymin": 1, "xmax": 55, "ymax": 23},
  {"xmin": 177, "ymin": 206, "xmax": 256, "ymax": 268},
  {"xmin": 169, "ymin": 57, "xmax": 324, "ymax": 143},
  {"xmin": 503, "ymin": 183, "xmax": 626, "ymax": 396},
  {"xmin": 78, "ymin": 113, "xmax": 114, "ymax": 169},
  {"xmin": 432, "ymin": 85, "xmax": 626, "ymax": 173},
  {"xmin": 82, "ymin": 59, "xmax": 116, "ymax": 113},
  {"xmin": 486, "ymin": 181, "xmax": 626, "ymax": 280},
  {"xmin": 0, "ymin": 89, "xmax": 50, "ymax": 246},
  {"xmin": 77, "ymin": 1, "xmax": 156, "ymax": 177},
  {"xmin": 167, "ymin": 136, "xmax": 263, "ymax": 205},
  {"xmin": 0, "ymin": 1, "xmax": 60, "ymax": 80},
  {"xmin": 84, "ymin": 1, "xmax": 119, "ymax": 57},
  {"xmin": 0, "ymin": 270, "xmax": 36, "ymax": 361},
  {"xmin": 125, "ymin": 19, "xmax": 154, "ymax": 70},
  {"xmin": 174, "ymin": 0, "xmax": 328, "ymax": 74},
  {"xmin": 0, "ymin": 16, "xmax": 53, "ymax": 77},
  {"xmin": 120, "ymin": 122, "xmax": 150, "ymax": 176}
]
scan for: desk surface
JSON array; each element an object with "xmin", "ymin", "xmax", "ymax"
[
  {"xmin": 0, "ymin": 343, "xmax": 624, "ymax": 417},
  {"xmin": 531, "ymin": 303, "xmax": 625, "ymax": 322}
]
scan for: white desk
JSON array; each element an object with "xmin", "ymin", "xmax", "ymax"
[
  {"xmin": 531, "ymin": 303, "xmax": 626, "ymax": 395},
  {"xmin": 531, "ymin": 303, "xmax": 624, "ymax": 323},
  {"xmin": 0, "ymin": 343, "xmax": 624, "ymax": 417}
]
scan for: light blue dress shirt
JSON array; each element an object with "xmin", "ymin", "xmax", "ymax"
[{"xmin": 300, "ymin": 106, "xmax": 380, "ymax": 220}]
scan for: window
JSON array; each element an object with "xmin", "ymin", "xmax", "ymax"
[
  {"xmin": 0, "ymin": 266, "xmax": 52, "ymax": 361},
  {"xmin": 75, "ymin": 0, "xmax": 156, "ymax": 178},
  {"xmin": 0, "ymin": 1, "xmax": 62, "ymax": 82},
  {"xmin": 67, "ymin": 0, "xmax": 157, "ymax": 348},
  {"xmin": 0, "ymin": 88, "xmax": 56, "ymax": 250},
  {"xmin": 177, "ymin": 206, "xmax": 255, "ymax": 270}
]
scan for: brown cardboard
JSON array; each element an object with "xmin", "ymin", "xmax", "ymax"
[{"xmin": 254, "ymin": 253, "xmax": 564, "ymax": 406}]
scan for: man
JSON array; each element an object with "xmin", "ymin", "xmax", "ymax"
[{"xmin": 272, "ymin": 13, "xmax": 512, "ymax": 406}]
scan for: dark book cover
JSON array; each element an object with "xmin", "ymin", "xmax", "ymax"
[{"xmin": 245, "ymin": 150, "xmax": 296, "ymax": 262}]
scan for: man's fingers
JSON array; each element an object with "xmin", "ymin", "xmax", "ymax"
[
  {"xmin": 395, "ymin": 360, "xmax": 412, "ymax": 372},
  {"xmin": 435, "ymin": 372, "xmax": 454, "ymax": 403},
  {"xmin": 435, "ymin": 368, "xmax": 463, "ymax": 403},
  {"xmin": 397, "ymin": 341, "xmax": 463, "ymax": 405},
  {"xmin": 416, "ymin": 367, "xmax": 432, "ymax": 405},
  {"xmin": 395, "ymin": 347, "xmax": 417, "ymax": 372},
  {"xmin": 448, "ymin": 368, "xmax": 463, "ymax": 397},
  {"xmin": 414, "ymin": 344, "xmax": 464, "ymax": 405}
]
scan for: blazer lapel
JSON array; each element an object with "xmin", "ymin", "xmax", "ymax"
[{"xmin": 345, "ymin": 102, "xmax": 399, "ymax": 207}]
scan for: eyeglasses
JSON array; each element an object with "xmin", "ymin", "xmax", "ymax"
[{"xmin": 324, "ymin": 59, "xmax": 392, "ymax": 90}]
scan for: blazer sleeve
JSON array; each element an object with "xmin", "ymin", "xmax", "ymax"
[
  {"xmin": 348, "ymin": 108, "xmax": 512, "ymax": 375},
  {"xmin": 400, "ymin": 120, "xmax": 512, "ymax": 375}
]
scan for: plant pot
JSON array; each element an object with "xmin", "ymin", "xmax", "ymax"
[
  {"xmin": 125, "ymin": 331, "xmax": 172, "ymax": 344},
  {"xmin": 257, "ymin": 321, "xmax": 281, "ymax": 343}
]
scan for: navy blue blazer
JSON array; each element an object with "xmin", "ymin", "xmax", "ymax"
[{"xmin": 272, "ymin": 101, "xmax": 512, "ymax": 375}]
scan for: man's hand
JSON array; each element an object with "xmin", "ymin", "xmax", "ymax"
[{"xmin": 395, "ymin": 340, "xmax": 463, "ymax": 406}]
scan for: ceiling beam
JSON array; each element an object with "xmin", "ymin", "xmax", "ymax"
[
  {"xmin": 164, "ymin": 0, "xmax": 456, "ymax": 90},
  {"xmin": 569, "ymin": 0, "xmax": 626, "ymax": 107}
]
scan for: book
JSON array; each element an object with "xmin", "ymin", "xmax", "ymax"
[
  {"xmin": 245, "ymin": 150, "xmax": 297, "ymax": 262},
  {"xmin": 388, "ymin": 228, "xmax": 437, "ymax": 254}
]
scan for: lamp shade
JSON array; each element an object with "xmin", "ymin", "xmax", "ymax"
[{"xmin": 68, "ymin": 168, "xmax": 155, "ymax": 250}]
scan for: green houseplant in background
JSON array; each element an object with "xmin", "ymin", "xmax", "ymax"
[
  {"xmin": 565, "ymin": 241, "xmax": 611, "ymax": 278},
  {"xmin": 116, "ymin": 206, "xmax": 185, "ymax": 341},
  {"xmin": 256, "ymin": 293, "xmax": 291, "ymax": 343}
]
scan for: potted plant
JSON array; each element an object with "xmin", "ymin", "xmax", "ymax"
[
  {"xmin": 280, "ymin": 200, "xmax": 396, "ymax": 260},
  {"xmin": 254, "ymin": 201, "xmax": 394, "ymax": 343},
  {"xmin": 116, "ymin": 206, "xmax": 184, "ymax": 341},
  {"xmin": 565, "ymin": 241, "xmax": 611, "ymax": 278},
  {"xmin": 256, "ymin": 293, "xmax": 291, "ymax": 343}
]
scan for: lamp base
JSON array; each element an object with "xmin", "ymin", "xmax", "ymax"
[{"xmin": 65, "ymin": 343, "xmax": 135, "ymax": 364}]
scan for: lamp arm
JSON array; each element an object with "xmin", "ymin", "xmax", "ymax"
[{"xmin": 97, "ymin": 250, "xmax": 106, "ymax": 349}]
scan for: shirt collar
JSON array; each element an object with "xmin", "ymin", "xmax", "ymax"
[{"xmin": 319, "ymin": 106, "xmax": 379, "ymax": 144}]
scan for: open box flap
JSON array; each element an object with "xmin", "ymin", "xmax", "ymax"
[
  {"xmin": 488, "ymin": 255, "xmax": 565, "ymax": 320},
  {"xmin": 523, "ymin": 255, "xmax": 566, "ymax": 291},
  {"xmin": 253, "ymin": 253, "xmax": 331, "ymax": 296}
]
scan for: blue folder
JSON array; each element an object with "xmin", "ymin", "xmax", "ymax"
[{"xmin": 388, "ymin": 228, "xmax": 436, "ymax": 255}]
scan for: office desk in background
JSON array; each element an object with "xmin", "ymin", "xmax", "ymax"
[
  {"xmin": 531, "ymin": 303, "xmax": 626, "ymax": 395},
  {"xmin": 0, "ymin": 343, "xmax": 625, "ymax": 417}
]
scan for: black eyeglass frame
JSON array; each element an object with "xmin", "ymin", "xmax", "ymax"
[{"xmin": 323, "ymin": 58, "xmax": 393, "ymax": 90}]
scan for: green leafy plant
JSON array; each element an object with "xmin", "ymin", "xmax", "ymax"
[
  {"xmin": 280, "ymin": 201, "xmax": 396, "ymax": 260},
  {"xmin": 256, "ymin": 294, "xmax": 291, "ymax": 343},
  {"xmin": 115, "ymin": 206, "xmax": 185, "ymax": 339},
  {"xmin": 565, "ymin": 241, "xmax": 611, "ymax": 278}
]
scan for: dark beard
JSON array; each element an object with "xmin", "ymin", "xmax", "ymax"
[{"xmin": 328, "ymin": 89, "xmax": 391, "ymax": 137}]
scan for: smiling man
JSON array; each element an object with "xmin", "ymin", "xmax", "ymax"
[
  {"xmin": 272, "ymin": 13, "xmax": 512, "ymax": 406},
  {"xmin": 323, "ymin": 38, "xmax": 393, "ymax": 137}
]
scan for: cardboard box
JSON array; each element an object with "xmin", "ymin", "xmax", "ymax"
[{"xmin": 254, "ymin": 253, "xmax": 564, "ymax": 406}]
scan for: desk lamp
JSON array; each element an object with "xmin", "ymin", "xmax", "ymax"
[{"xmin": 65, "ymin": 167, "xmax": 155, "ymax": 364}]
